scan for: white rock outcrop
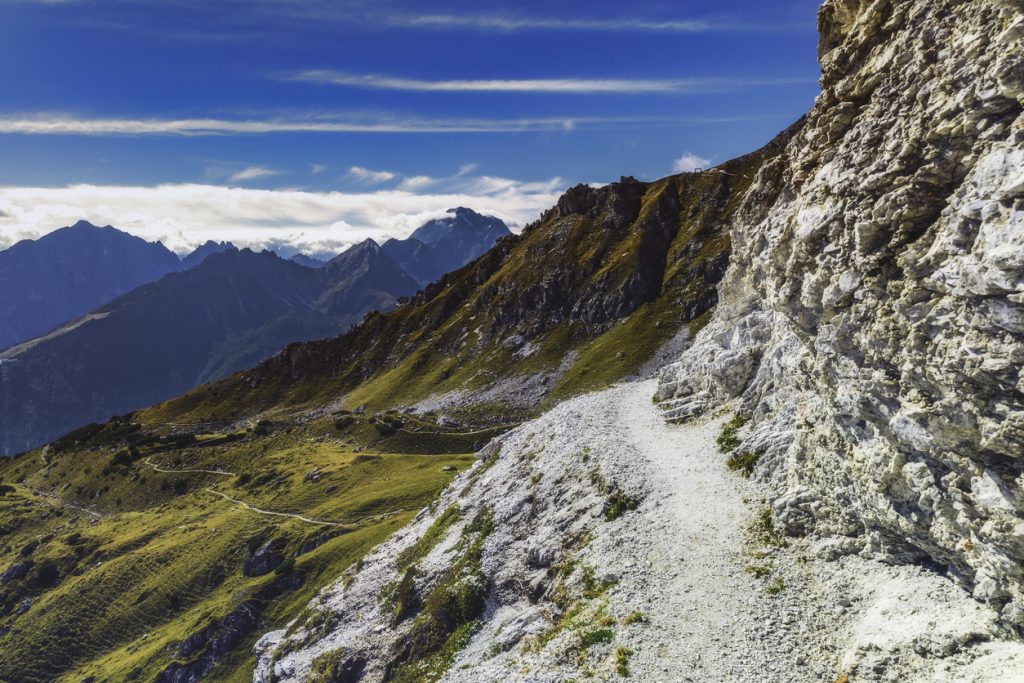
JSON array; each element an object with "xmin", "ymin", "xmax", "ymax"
[{"xmin": 658, "ymin": 0, "xmax": 1024, "ymax": 630}]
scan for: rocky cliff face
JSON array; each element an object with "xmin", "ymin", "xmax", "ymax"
[{"xmin": 657, "ymin": 0, "xmax": 1024, "ymax": 630}]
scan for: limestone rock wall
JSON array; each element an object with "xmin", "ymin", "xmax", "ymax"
[{"xmin": 657, "ymin": 0, "xmax": 1024, "ymax": 629}]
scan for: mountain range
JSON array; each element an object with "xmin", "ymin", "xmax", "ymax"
[
  {"xmin": 0, "ymin": 224, "xmax": 247, "ymax": 353},
  {"xmin": 0, "ymin": 208, "xmax": 509, "ymax": 455}
]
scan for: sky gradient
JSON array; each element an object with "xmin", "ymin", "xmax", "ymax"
[{"xmin": 0, "ymin": 0, "xmax": 823, "ymax": 258}]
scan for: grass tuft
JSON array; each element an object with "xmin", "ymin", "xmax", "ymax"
[
  {"xmin": 615, "ymin": 646, "xmax": 634, "ymax": 677},
  {"xmin": 716, "ymin": 416, "xmax": 747, "ymax": 453}
]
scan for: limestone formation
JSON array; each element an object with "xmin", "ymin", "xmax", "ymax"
[{"xmin": 658, "ymin": 0, "xmax": 1024, "ymax": 630}]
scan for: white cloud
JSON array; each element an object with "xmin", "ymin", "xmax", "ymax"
[
  {"xmin": 672, "ymin": 153, "xmax": 711, "ymax": 173},
  {"xmin": 398, "ymin": 175, "xmax": 439, "ymax": 191},
  {"xmin": 228, "ymin": 166, "xmax": 278, "ymax": 182},
  {"xmin": 457, "ymin": 163, "xmax": 478, "ymax": 176},
  {"xmin": 346, "ymin": 166, "xmax": 397, "ymax": 184},
  {"xmin": 309, "ymin": 163, "xmax": 328, "ymax": 174},
  {"xmin": 294, "ymin": 72, "xmax": 681, "ymax": 94},
  {"xmin": 0, "ymin": 179, "xmax": 565, "ymax": 256},
  {"xmin": 388, "ymin": 15, "xmax": 719, "ymax": 32},
  {"xmin": 288, "ymin": 71, "xmax": 813, "ymax": 95},
  {"xmin": 0, "ymin": 112, "xmax": 788, "ymax": 136}
]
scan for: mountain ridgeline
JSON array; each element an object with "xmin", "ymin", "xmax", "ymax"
[{"xmin": 0, "ymin": 209, "xmax": 510, "ymax": 455}]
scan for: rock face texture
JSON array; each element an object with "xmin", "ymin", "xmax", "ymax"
[{"xmin": 657, "ymin": 0, "xmax": 1024, "ymax": 629}]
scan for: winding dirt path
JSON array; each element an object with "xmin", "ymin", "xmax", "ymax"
[{"xmin": 143, "ymin": 456, "xmax": 236, "ymax": 477}]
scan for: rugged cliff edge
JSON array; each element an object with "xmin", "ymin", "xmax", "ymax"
[{"xmin": 657, "ymin": 0, "xmax": 1024, "ymax": 630}]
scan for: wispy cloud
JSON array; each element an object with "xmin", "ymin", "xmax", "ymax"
[
  {"xmin": 287, "ymin": 71, "xmax": 813, "ymax": 95},
  {"xmin": 309, "ymin": 163, "xmax": 328, "ymax": 174},
  {"xmin": 0, "ymin": 178, "xmax": 566, "ymax": 256},
  {"xmin": 228, "ymin": 166, "xmax": 278, "ymax": 182},
  {"xmin": 457, "ymin": 163, "xmax": 478, "ymax": 176},
  {"xmin": 398, "ymin": 175, "xmax": 439, "ymax": 191},
  {"xmin": 388, "ymin": 15, "xmax": 721, "ymax": 32},
  {"xmin": 0, "ymin": 113, "xmax": 786, "ymax": 136},
  {"xmin": 672, "ymin": 152, "xmax": 711, "ymax": 173},
  {"xmin": 346, "ymin": 166, "xmax": 397, "ymax": 184}
]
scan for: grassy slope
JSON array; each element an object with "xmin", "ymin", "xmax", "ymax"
[{"xmin": 0, "ymin": 415, "xmax": 476, "ymax": 682}]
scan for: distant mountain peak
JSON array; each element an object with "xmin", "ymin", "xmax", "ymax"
[
  {"xmin": 180, "ymin": 240, "xmax": 237, "ymax": 270},
  {"xmin": 352, "ymin": 238, "xmax": 381, "ymax": 252},
  {"xmin": 410, "ymin": 207, "xmax": 510, "ymax": 246},
  {"xmin": 69, "ymin": 219, "xmax": 105, "ymax": 230}
]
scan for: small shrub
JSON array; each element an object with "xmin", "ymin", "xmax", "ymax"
[
  {"xmin": 765, "ymin": 577, "xmax": 786, "ymax": 595},
  {"xmin": 333, "ymin": 416, "xmax": 354, "ymax": 431},
  {"xmin": 0, "ymin": 484, "xmax": 15, "ymax": 496}
]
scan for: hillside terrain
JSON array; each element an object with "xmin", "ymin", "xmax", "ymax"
[
  {"xmin": 0, "ymin": 0, "xmax": 1021, "ymax": 681},
  {"xmin": 255, "ymin": 0, "xmax": 1024, "ymax": 681}
]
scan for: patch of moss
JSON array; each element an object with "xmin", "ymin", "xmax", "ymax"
[
  {"xmin": 751, "ymin": 505, "xmax": 787, "ymax": 549},
  {"xmin": 582, "ymin": 566, "xmax": 616, "ymax": 599},
  {"xmin": 622, "ymin": 611, "xmax": 648, "ymax": 626},
  {"xmin": 308, "ymin": 648, "xmax": 346, "ymax": 683},
  {"xmin": 579, "ymin": 627, "xmax": 614, "ymax": 647},
  {"xmin": 745, "ymin": 563, "xmax": 773, "ymax": 579}
]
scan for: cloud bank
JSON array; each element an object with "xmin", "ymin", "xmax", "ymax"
[{"xmin": 0, "ymin": 177, "xmax": 565, "ymax": 258}]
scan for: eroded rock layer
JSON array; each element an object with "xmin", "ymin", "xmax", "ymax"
[{"xmin": 657, "ymin": 0, "xmax": 1024, "ymax": 628}]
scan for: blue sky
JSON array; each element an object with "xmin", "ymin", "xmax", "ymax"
[{"xmin": 0, "ymin": 0, "xmax": 822, "ymax": 257}]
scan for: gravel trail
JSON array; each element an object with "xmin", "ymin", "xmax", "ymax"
[{"xmin": 260, "ymin": 380, "xmax": 1024, "ymax": 682}]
